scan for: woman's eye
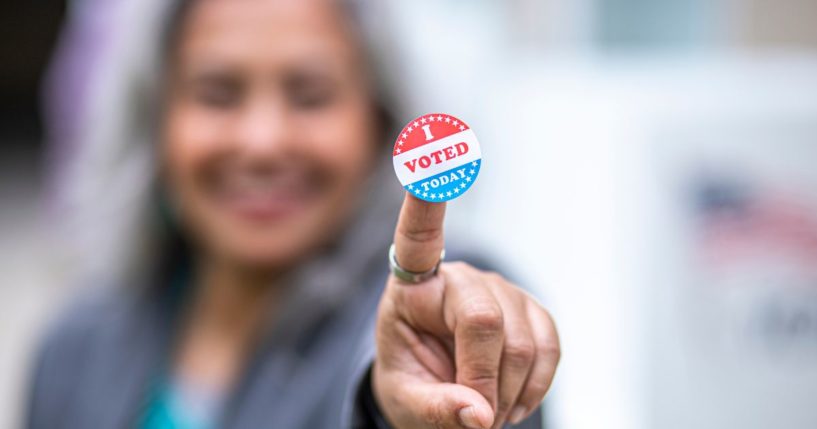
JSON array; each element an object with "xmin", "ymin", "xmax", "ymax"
[
  {"xmin": 291, "ymin": 87, "xmax": 332, "ymax": 109},
  {"xmin": 196, "ymin": 86, "xmax": 239, "ymax": 108},
  {"xmin": 190, "ymin": 76, "xmax": 242, "ymax": 109},
  {"xmin": 286, "ymin": 75, "xmax": 336, "ymax": 110}
]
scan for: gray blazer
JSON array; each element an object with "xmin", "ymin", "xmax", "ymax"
[{"xmin": 25, "ymin": 243, "xmax": 544, "ymax": 429}]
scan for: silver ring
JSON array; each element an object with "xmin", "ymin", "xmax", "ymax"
[{"xmin": 388, "ymin": 243, "xmax": 445, "ymax": 284}]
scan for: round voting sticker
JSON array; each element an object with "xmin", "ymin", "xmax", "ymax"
[{"xmin": 392, "ymin": 113, "xmax": 482, "ymax": 203}]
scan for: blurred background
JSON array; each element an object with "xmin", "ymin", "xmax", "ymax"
[{"xmin": 2, "ymin": 0, "xmax": 817, "ymax": 428}]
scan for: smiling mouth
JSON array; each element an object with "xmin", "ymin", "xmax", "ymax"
[{"xmin": 214, "ymin": 168, "xmax": 323, "ymax": 222}]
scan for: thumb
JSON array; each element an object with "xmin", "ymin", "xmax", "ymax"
[
  {"xmin": 398, "ymin": 381, "xmax": 495, "ymax": 429},
  {"xmin": 393, "ymin": 193, "xmax": 446, "ymax": 273}
]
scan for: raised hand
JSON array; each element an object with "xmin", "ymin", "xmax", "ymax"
[{"xmin": 372, "ymin": 194, "xmax": 560, "ymax": 428}]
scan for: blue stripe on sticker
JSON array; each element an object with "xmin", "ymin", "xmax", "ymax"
[{"xmin": 404, "ymin": 159, "xmax": 481, "ymax": 203}]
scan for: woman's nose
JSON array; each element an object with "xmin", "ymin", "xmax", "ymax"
[{"xmin": 234, "ymin": 97, "xmax": 294, "ymax": 158}]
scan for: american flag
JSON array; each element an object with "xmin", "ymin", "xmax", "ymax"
[{"xmin": 694, "ymin": 178, "xmax": 817, "ymax": 272}]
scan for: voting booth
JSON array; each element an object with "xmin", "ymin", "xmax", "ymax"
[{"xmin": 446, "ymin": 58, "xmax": 817, "ymax": 429}]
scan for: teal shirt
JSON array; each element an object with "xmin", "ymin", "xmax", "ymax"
[{"xmin": 141, "ymin": 378, "xmax": 224, "ymax": 429}]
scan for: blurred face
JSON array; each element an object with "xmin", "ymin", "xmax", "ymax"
[{"xmin": 163, "ymin": 0, "xmax": 379, "ymax": 271}]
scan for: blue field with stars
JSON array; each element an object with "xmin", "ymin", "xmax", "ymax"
[{"xmin": 405, "ymin": 159, "xmax": 481, "ymax": 202}]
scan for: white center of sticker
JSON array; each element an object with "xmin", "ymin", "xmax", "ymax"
[{"xmin": 392, "ymin": 113, "xmax": 482, "ymax": 202}]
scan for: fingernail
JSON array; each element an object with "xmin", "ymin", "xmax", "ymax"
[
  {"xmin": 458, "ymin": 406, "xmax": 485, "ymax": 429},
  {"xmin": 509, "ymin": 405, "xmax": 528, "ymax": 424}
]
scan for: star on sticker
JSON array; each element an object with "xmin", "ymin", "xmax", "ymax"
[
  {"xmin": 422, "ymin": 192, "xmax": 428, "ymax": 197},
  {"xmin": 452, "ymin": 120, "xmax": 459, "ymax": 127},
  {"xmin": 407, "ymin": 125, "xmax": 413, "ymax": 132},
  {"xmin": 429, "ymin": 116, "xmax": 436, "ymax": 121},
  {"xmin": 430, "ymin": 193, "xmax": 437, "ymax": 199},
  {"xmin": 471, "ymin": 161, "xmax": 478, "ymax": 167},
  {"xmin": 469, "ymin": 169, "xmax": 475, "ymax": 175},
  {"xmin": 414, "ymin": 188, "xmax": 421, "ymax": 194},
  {"xmin": 437, "ymin": 115, "xmax": 443, "ymax": 121},
  {"xmin": 402, "ymin": 132, "xmax": 408, "ymax": 139},
  {"xmin": 460, "ymin": 183, "xmax": 466, "ymax": 189},
  {"xmin": 395, "ymin": 148, "xmax": 401, "ymax": 154},
  {"xmin": 420, "ymin": 117, "xmax": 427, "ymax": 124},
  {"xmin": 444, "ymin": 117, "xmax": 451, "ymax": 123},
  {"xmin": 454, "ymin": 187, "xmax": 460, "ymax": 193},
  {"xmin": 465, "ymin": 177, "xmax": 472, "ymax": 182},
  {"xmin": 447, "ymin": 191, "xmax": 452, "ymax": 197},
  {"xmin": 459, "ymin": 125, "xmax": 465, "ymax": 131},
  {"xmin": 407, "ymin": 184, "xmax": 413, "ymax": 190},
  {"xmin": 413, "ymin": 121, "xmax": 419, "ymax": 127}
]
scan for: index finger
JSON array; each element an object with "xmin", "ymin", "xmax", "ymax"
[{"xmin": 393, "ymin": 193, "xmax": 446, "ymax": 272}]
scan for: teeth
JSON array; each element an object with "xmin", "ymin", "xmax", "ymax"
[{"xmin": 228, "ymin": 173, "xmax": 298, "ymax": 196}]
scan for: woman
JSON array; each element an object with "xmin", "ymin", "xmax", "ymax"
[{"xmin": 29, "ymin": 0, "xmax": 560, "ymax": 428}]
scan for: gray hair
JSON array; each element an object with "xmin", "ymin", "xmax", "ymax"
[{"xmin": 51, "ymin": 0, "xmax": 407, "ymax": 286}]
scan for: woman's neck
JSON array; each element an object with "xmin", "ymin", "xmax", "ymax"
[
  {"xmin": 173, "ymin": 257, "xmax": 285, "ymax": 391},
  {"xmin": 195, "ymin": 259, "xmax": 283, "ymax": 331}
]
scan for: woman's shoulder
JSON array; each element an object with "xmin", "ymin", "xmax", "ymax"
[
  {"xmin": 27, "ymin": 284, "xmax": 163, "ymax": 427},
  {"xmin": 38, "ymin": 286, "xmax": 142, "ymax": 353},
  {"xmin": 30, "ymin": 285, "xmax": 156, "ymax": 384}
]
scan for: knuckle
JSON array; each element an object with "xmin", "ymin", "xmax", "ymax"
[
  {"xmin": 504, "ymin": 338, "xmax": 536, "ymax": 367},
  {"xmin": 420, "ymin": 399, "xmax": 446, "ymax": 427},
  {"xmin": 460, "ymin": 299, "xmax": 504, "ymax": 333},
  {"xmin": 521, "ymin": 377, "xmax": 552, "ymax": 404},
  {"xmin": 538, "ymin": 340, "xmax": 561, "ymax": 364},
  {"xmin": 398, "ymin": 226, "xmax": 442, "ymax": 245},
  {"xmin": 462, "ymin": 364, "xmax": 499, "ymax": 385}
]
